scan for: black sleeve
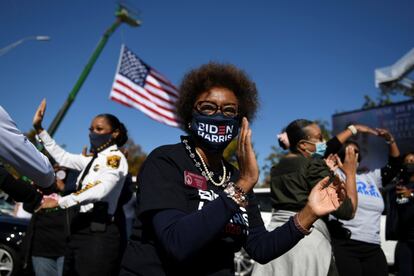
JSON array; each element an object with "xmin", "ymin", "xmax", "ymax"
[
  {"xmin": 324, "ymin": 136, "xmax": 342, "ymax": 157},
  {"xmin": 244, "ymin": 217, "xmax": 304, "ymax": 264},
  {"xmin": 381, "ymin": 155, "xmax": 402, "ymax": 186},
  {"xmin": 137, "ymin": 147, "xmax": 188, "ymax": 216},
  {"xmin": 331, "ymin": 197, "xmax": 353, "ymax": 220},
  {"xmin": 305, "ymin": 159, "xmax": 331, "ymax": 189},
  {"xmin": 0, "ymin": 167, "xmax": 43, "ymax": 212},
  {"xmin": 151, "ymin": 193, "xmax": 240, "ymax": 262}
]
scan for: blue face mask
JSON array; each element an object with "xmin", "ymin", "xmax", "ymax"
[
  {"xmin": 306, "ymin": 141, "xmax": 327, "ymax": 158},
  {"xmin": 89, "ymin": 132, "xmax": 113, "ymax": 152},
  {"xmin": 190, "ymin": 112, "xmax": 240, "ymax": 152}
]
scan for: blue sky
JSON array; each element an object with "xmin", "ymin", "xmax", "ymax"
[{"xmin": 1, "ymin": 0, "xmax": 413, "ymax": 181}]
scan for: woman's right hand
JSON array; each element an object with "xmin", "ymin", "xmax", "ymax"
[
  {"xmin": 236, "ymin": 117, "xmax": 259, "ymax": 193},
  {"xmin": 33, "ymin": 99, "xmax": 46, "ymax": 132},
  {"xmin": 337, "ymin": 146, "xmax": 358, "ymax": 177}
]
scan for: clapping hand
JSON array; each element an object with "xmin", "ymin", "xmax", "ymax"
[
  {"xmin": 307, "ymin": 176, "xmax": 345, "ymax": 217},
  {"xmin": 297, "ymin": 176, "xmax": 345, "ymax": 230},
  {"xmin": 236, "ymin": 117, "xmax": 259, "ymax": 193}
]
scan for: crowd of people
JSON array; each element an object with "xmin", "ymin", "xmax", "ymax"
[{"xmin": 0, "ymin": 62, "xmax": 413, "ymax": 276}]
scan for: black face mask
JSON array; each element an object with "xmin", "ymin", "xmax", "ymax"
[
  {"xmin": 190, "ymin": 112, "xmax": 240, "ymax": 152},
  {"xmin": 89, "ymin": 132, "xmax": 113, "ymax": 152}
]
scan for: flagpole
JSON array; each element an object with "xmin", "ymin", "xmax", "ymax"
[{"xmin": 47, "ymin": 6, "xmax": 140, "ymax": 137}]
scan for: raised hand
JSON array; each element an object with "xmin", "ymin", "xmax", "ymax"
[
  {"xmin": 337, "ymin": 146, "xmax": 358, "ymax": 177},
  {"xmin": 376, "ymin": 128, "xmax": 394, "ymax": 143},
  {"xmin": 236, "ymin": 117, "xmax": 259, "ymax": 193},
  {"xmin": 355, "ymin": 124, "xmax": 378, "ymax": 136},
  {"xmin": 325, "ymin": 154, "xmax": 339, "ymax": 172},
  {"xmin": 33, "ymin": 99, "xmax": 47, "ymax": 132}
]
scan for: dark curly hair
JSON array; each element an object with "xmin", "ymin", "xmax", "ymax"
[{"xmin": 175, "ymin": 62, "xmax": 259, "ymax": 131}]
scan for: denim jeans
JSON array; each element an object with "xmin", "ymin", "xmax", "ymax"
[{"xmin": 32, "ymin": 256, "xmax": 64, "ymax": 276}]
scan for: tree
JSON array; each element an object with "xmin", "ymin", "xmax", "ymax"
[
  {"xmin": 223, "ymin": 139, "xmax": 238, "ymax": 168},
  {"xmin": 362, "ymin": 93, "xmax": 393, "ymax": 109},
  {"xmin": 362, "ymin": 85, "xmax": 413, "ymax": 109},
  {"xmin": 261, "ymin": 145, "xmax": 286, "ymax": 187},
  {"xmin": 122, "ymin": 138, "xmax": 147, "ymax": 176}
]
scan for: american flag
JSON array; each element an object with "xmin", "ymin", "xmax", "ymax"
[{"xmin": 110, "ymin": 45, "xmax": 180, "ymax": 127}]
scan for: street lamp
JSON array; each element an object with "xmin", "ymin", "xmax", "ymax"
[{"xmin": 0, "ymin": 35, "xmax": 51, "ymax": 57}]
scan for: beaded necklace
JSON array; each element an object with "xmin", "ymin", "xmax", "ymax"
[{"xmin": 182, "ymin": 137, "xmax": 230, "ymax": 186}]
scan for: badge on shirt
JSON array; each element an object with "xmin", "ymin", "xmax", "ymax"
[
  {"xmin": 93, "ymin": 164, "xmax": 100, "ymax": 172},
  {"xmin": 107, "ymin": 155, "xmax": 121, "ymax": 169},
  {"xmin": 184, "ymin": 171, "xmax": 207, "ymax": 190}
]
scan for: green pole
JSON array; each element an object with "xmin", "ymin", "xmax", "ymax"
[
  {"xmin": 47, "ymin": 7, "xmax": 140, "ymax": 136},
  {"xmin": 47, "ymin": 19, "xmax": 121, "ymax": 136}
]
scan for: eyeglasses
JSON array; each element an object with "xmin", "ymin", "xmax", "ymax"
[{"xmin": 194, "ymin": 101, "xmax": 239, "ymax": 118}]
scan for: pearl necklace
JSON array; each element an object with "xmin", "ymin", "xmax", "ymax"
[
  {"xmin": 182, "ymin": 137, "xmax": 230, "ymax": 186},
  {"xmin": 195, "ymin": 148, "xmax": 227, "ymax": 187}
]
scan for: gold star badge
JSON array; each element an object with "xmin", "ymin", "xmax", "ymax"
[{"xmin": 107, "ymin": 155, "xmax": 121, "ymax": 169}]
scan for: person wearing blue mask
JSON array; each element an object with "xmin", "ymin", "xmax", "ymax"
[
  {"xmin": 120, "ymin": 63, "xmax": 347, "ymax": 276},
  {"xmin": 253, "ymin": 119, "xmax": 377, "ymax": 276}
]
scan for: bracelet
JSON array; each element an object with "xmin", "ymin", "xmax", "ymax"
[
  {"xmin": 347, "ymin": 125, "xmax": 357, "ymax": 136},
  {"xmin": 293, "ymin": 213, "xmax": 313, "ymax": 235},
  {"xmin": 385, "ymin": 139, "xmax": 395, "ymax": 145},
  {"xmin": 224, "ymin": 182, "xmax": 248, "ymax": 207}
]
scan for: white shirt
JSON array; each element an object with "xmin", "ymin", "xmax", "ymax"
[
  {"xmin": 38, "ymin": 130, "xmax": 128, "ymax": 215},
  {"xmin": 0, "ymin": 106, "xmax": 54, "ymax": 187},
  {"xmin": 337, "ymin": 169, "xmax": 384, "ymax": 244}
]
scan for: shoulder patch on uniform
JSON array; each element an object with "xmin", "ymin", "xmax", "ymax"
[
  {"xmin": 74, "ymin": 181, "xmax": 102, "ymax": 195},
  {"xmin": 107, "ymin": 155, "xmax": 121, "ymax": 169}
]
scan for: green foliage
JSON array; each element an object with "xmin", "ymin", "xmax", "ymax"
[
  {"xmin": 314, "ymin": 119, "xmax": 331, "ymax": 140},
  {"xmin": 362, "ymin": 85, "xmax": 413, "ymax": 109},
  {"xmin": 261, "ymin": 145, "xmax": 286, "ymax": 187},
  {"xmin": 223, "ymin": 139, "xmax": 238, "ymax": 168},
  {"xmin": 123, "ymin": 138, "xmax": 147, "ymax": 176}
]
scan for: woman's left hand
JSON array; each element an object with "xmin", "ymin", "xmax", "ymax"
[
  {"xmin": 236, "ymin": 117, "xmax": 259, "ymax": 193},
  {"xmin": 376, "ymin": 128, "xmax": 394, "ymax": 143},
  {"xmin": 307, "ymin": 176, "xmax": 344, "ymax": 217},
  {"xmin": 297, "ymin": 176, "xmax": 345, "ymax": 230}
]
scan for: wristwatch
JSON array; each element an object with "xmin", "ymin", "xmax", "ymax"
[{"xmin": 347, "ymin": 125, "xmax": 357, "ymax": 136}]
